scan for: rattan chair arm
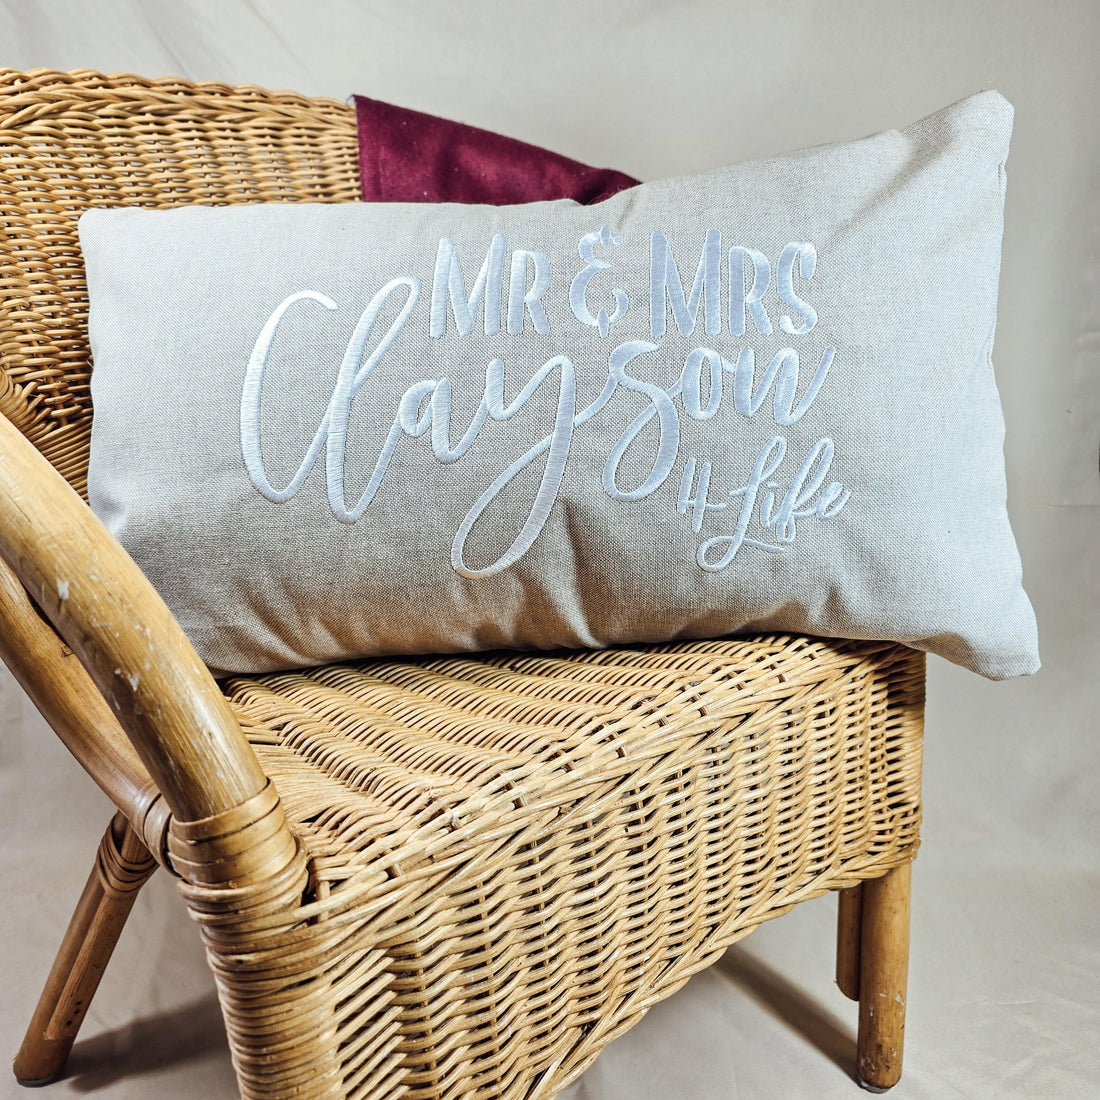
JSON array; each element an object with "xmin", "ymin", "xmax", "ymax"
[
  {"xmin": 0, "ymin": 411, "xmax": 268, "ymax": 827},
  {"xmin": 0, "ymin": 551, "xmax": 172, "ymax": 862}
]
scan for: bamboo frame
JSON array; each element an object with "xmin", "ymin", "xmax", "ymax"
[
  {"xmin": 837, "ymin": 884, "xmax": 864, "ymax": 1001},
  {"xmin": 14, "ymin": 814, "xmax": 157, "ymax": 1085},
  {"xmin": 857, "ymin": 863, "xmax": 912, "ymax": 1091},
  {"xmin": 0, "ymin": 550, "xmax": 169, "ymax": 858},
  {"xmin": 0, "ymin": 412, "xmax": 269, "ymax": 827}
]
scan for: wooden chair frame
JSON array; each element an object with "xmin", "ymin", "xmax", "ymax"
[{"xmin": 0, "ymin": 69, "xmax": 921, "ymax": 1098}]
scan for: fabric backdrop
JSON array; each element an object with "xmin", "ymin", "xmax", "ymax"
[{"xmin": 0, "ymin": 3, "xmax": 1096, "ymax": 1098}]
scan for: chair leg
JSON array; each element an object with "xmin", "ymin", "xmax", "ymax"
[
  {"xmin": 14, "ymin": 811, "xmax": 157, "ymax": 1087},
  {"xmin": 836, "ymin": 883, "xmax": 863, "ymax": 1000},
  {"xmin": 855, "ymin": 861, "xmax": 912, "ymax": 1093}
]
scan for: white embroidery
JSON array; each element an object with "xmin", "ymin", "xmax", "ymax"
[
  {"xmin": 697, "ymin": 437, "xmax": 790, "ymax": 570},
  {"xmin": 602, "ymin": 341, "xmax": 681, "ymax": 501},
  {"xmin": 430, "ymin": 235, "xmax": 505, "ymax": 338},
  {"xmin": 507, "ymin": 249, "xmax": 551, "ymax": 335},
  {"xmin": 731, "ymin": 345, "xmax": 835, "ymax": 426},
  {"xmin": 728, "ymin": 246, "xmax": 772, "ymax": 337},
  {"xmin": 241, "ymin": 232, "xmax": 848, "ymax": 578},
  {"xmin": 241, "ymin": 279, "xmax": 420, "ymax": 516},
  {"xmin": 777, "ymin": 241, "xmax": 818, "ymax": 335},
  {"xmin": 681, "ymin": 348, "xmax": 723, "ymax": 420},
  {"xmin": 759, "ymin": 437, "xmax": 850, "ymax": 542},
  {"xmin": 650, "ymin": 228, "xmax": 722, "ymax": 338},
  {"xmin": 452, "ymin": 356, "xmax": 577, "ymax": 578},
  {"xmin": 241, "ymin": 289, "xmax": 339, "ymax": 503},
  {"xmin": 569, "ymin": 226, "xmax": 628, "ymax": 337},
  {"xmin": 326, "ymin": 278, "xmax": 421, "ymax": 522},
  {"xmin": 678, "ymin": 457, "xmax": 727, "ymax": 532}
]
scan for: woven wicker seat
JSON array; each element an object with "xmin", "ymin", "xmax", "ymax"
[{"xmin": 0, "ymin": 69, "xmax": 923, "ymax": 1099}]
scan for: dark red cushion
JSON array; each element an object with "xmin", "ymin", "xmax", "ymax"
[{"xmin": 354, "ymin": 94, "xmax": 638, "ymax": 206}]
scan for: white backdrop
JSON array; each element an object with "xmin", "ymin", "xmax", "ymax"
[{"xmin": 0, "ymin": 2, "xmax": 1097, "ymax": 1098}]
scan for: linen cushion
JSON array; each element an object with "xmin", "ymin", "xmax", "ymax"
[{"xmin": 80, "ymin": 90, "xmax": 1039, "ymax": 679}]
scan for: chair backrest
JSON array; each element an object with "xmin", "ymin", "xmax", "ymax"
[{"xmin": 0, "ymin": 68, "xmax": 359, "ymax": 497}]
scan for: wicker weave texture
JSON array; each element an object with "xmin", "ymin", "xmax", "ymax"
[
  {"xmin": 184, "ymin": 636, "xmax": 923, "ymax": 1099},
  {"xmin": 0, "ymin": 67, "xmax": 359, "ymax": 495}
]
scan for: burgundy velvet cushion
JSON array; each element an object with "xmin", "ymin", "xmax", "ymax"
[{"xmin": 353, "ymin": 94, "xmax": 638, "ymax": 205}]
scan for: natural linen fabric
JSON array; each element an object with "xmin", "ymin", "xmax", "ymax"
[{"xmin": 80, "ymin": 91, "xmax": 1039, "ymax": 679}]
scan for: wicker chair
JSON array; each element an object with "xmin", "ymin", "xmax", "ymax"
[{"xmin": 0, "ymin": 69, "xmax": 923, "ymax": 1099}]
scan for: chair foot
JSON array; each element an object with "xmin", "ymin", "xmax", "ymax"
[
  {"xmin": 13, "ymin": 812, "xmax": 156, "ymax": 1086},
  {"xmin": 15, "ymin": 1071, "xmax": 63, "ymax": 1088},
  {"xmin": 855, "ymin": 861, "xmax": 911, "ymax": 1092},
  {"xmin": 857, "ymin": 1077, "xmax": 894, "ymax": 1094}
]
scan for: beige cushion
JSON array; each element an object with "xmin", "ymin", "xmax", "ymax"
[{"xmin": 79, "ymin": 91, "xmax": 1038, "ymax": 679}]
